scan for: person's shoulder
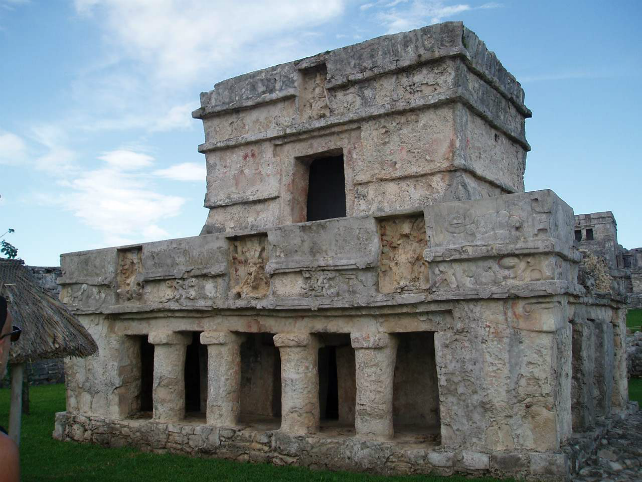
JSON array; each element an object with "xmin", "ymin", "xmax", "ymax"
[
  {"xmin": 0, "ymin": 432, "xmax": 20, "ymax": 482},
  {"xmin": 0, "ymin": 431, "xmax": 18, "ymax": 452},
  {"xmin": 0, "ymin": 431, "xmax": 19, "ymax": 470}
]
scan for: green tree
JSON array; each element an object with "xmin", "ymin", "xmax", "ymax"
[{"xmin": 1, "ymin": 228, "xmax": 18, "ymax": 259}]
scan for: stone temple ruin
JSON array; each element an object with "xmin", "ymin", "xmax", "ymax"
[
  {"xmin": 574, "ymin": 212, "xmax": 642, "ymax": 309},
  {"xmin": 53, "ymin": 22, "xmax": 634, "ymax": 480}
]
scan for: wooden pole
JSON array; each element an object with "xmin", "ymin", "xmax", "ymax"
[
  {"xmin": 9, "ymin": 363, "xmax": 24, "ymax": 446},
  {"xmin": 22, "ymin": 367, "xmax": 30, "ymax": 415}
]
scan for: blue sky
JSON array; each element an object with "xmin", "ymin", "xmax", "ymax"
[{"xmin": 0, "ymin": 0, "xmax": 640, "ymax": 266}]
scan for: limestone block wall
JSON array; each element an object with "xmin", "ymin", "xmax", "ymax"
[{"xmin": 193, "ymin": 22, "xmax": 531, "ymax": 234}]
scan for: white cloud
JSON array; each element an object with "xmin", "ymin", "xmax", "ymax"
[
  {"xmin": 54, "ymin": 149, "xmax": 185, "ymax": 246},
  {"xmin": 0, "ymin": 130, "xmax": 26, "ymax": 165},
  {"xmin": 98, "ymin": 149, "xmax": 154, "ymax": 170},
  {"xmin": 57, "ymin": 1, "xmax": 350, "ymax": 142},
  {"xmin": 153, "ymin": 162, "xmax": 205, "ymax": 182},
  {"xmin": 74, "ymin": 0, "xmax": 347, "ymax": 86},
  {"xmin": 34, "ymin": 146, "xmax": 77, "ymax": 174},
  {"xmin": 386, "ymin": 0, "xmax": 409, "ymax": 7},
  {"xmin": 30, "ymin": 124, "xmax": 78, "ymax": 174},
  {"xmin": 376, "ymin": 1, "xmax": 498, "ymax": 33},
  {"xmin": 150, "ymin": 103, "xmax": 196, "ymax": 132}
]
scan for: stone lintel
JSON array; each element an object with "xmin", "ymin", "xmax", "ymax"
[
  {"xmin": 351, "ymin": 333, "xmax": 391, "ymax": 349},
  {"xmin": 273, "ymin": 333, "xmax": 311, "ymax": 347},
  {"xmin": 424, "ymin": 240, "xmax": 581, "ymax": 263},
  {"xmin": 148, "ymin": 331, "xmax": 192, "ymax": 346},
  {"xmin": 200, "ymin": 331, "xmax": 245, "ymax": 346}
]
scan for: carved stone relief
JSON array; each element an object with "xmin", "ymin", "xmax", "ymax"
[
  {"xmin": 298, "ymin": 65, "xmax": 330, "ymax": 122},
  {"xmin": 302, "ymin": 269, "xmax": 376, "ymax": 298},
  {"xmin": 448, "ymin": 209, "xmax": 525, "ymax": 244},
  {"xmin": 230, "ymin": 235, "xmax": 270, "ymax": 299},
  {"xmin": 378, "ymin": 216, "xmax": 429, "ymax": 293},
  {"xmin": 59, "ymin": 284, "xmax": 108, "ymax": 311},
  {"xmin": 117, "ymin": 248, "xmax": 143, "ymax": 302},
  {"xmin": 143, "ymin": 277, "xmax": 222, "ymax": 305},
  {"xmin": 429, "ymin": 255, "xmax": 558, "ymax": 292}
]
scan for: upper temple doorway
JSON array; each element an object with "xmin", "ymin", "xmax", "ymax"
[{"xmin": 306, "ymin": 155, "xmax": 347, "ymax": 222}]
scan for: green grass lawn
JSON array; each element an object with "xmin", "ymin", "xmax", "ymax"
[
  {"xmin": 630, "ymin": 378, "xmax": 642, "ymax": 403},
  {"xmin": 627, "ymin": 309, "xmax": 642, "ymax": 332},
  {"xmin": 0, "ymin": 384, "xmax": 505, "ymax": 482}
]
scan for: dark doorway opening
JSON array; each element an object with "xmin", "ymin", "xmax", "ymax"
[
  {"xmin": 306, "ymin": 155, "xmax": 346, "ymax": 222},
  {"xmin": 319, "ymin": 346, "xmax": 339, "ymax": 420},
  {"xmin": 586, "ymin": 228, "xmax": 594, "ymax": 241},
  {"xmin": 393, "ymin": 332, "xmax": 440, "ymax": 444},
  {"xmin": 184, "ymin": 332, "xmax": 206, "ymax": 416},
  {"xmin": 317, "ymin": 334, "xmax": 355, "ymax": 432},
  {"xmin": 239, "ymin": 333, "xmax": 281, "ymax": 429},
  {"xmin": 575, "ymin": 230, "xmax": 583, "ymax": 242},
  {"xmin": 140, "ymin": 336, "xmax": 154, "ymax": 413}
]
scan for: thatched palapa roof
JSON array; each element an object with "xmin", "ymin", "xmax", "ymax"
[{"xmin": 0, "ymin": 259, "xmax": 98, "ymax": 364}]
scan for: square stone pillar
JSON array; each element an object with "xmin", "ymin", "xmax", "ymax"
[
  {"xmin": 148, "ymin": 331, "xmax": 192, "ymax": 422},
  {"xmin": 274, "ymin": 333, "xmax": 319, "ymax": 435},
  {"xmin": 200, "ymin": 331, "xmax": 245, "ymax": 427},
  {"xmin": 350, "ymin": 333, "xmax": 398, "ymax": 440},
  {"xmin": 611, "ymin": 308, "xmax": 629, "ymax": 412}
]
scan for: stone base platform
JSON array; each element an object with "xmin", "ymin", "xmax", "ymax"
[{"xmin": 53, "ymin": 412, "xmax": 570, "ymax": 481}]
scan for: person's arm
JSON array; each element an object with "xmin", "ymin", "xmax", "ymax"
[{"xmin": 0, "ymin": 433, "xmax": 20, "ymax": 482}]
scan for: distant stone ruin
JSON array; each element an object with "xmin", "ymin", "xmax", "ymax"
[
  {"xmin": 574, "ymin": 212, "xmax": 642, "ymax": 308},
  {"xmin": 53, "ymin": 22, "xmax": 633, "ymax": 481}
]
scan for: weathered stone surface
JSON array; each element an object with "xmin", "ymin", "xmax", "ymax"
[
  {"xmin": 149, "ymin": 332, "xmax": 191, "ymax": 422},
  {"xmin": 230, "ymin": 235, "xmax": 270, "ymax": 299},
  {"xmin": 117, "ymin": 248, "xmax": 143, "ymax": 301},
  {"xmin": 378, "ymin": 215, "xmax": 429, "ymax": 294},
  {"xmin": 274, "ymin": 334, "xmax": 319, "ymax": 435},
  {"xmin": 351, "ymin": 333, "xmax": 397, "ymax": 439},
  {"xmin": 201, "ymin": 332, "xmax": 245, "ymax": 426},
  {"xmin": 461, "ymin": 451, "xmax": 490, "ymax": 470},
  {"xmin": 191, "ymin": 22, "xmax": 530, "ymax": 235},
  {"xmin": 627, "ymin": 331, "xmax": 642, "ymax": 377},
  {"xmin": 574, "ymin": 211, "xmax": 642, "ymax": 310},
  {"xmin": 570, "ymin": 408, "xmax": 642, "ymax": 481}
]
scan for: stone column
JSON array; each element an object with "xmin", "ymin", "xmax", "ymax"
[
  {"xmin": 351, "ymin": 333, "xmax": 398, "ymax": 439},
  {"xmin": 611, "ymin": 308, "xmax": 629, "ymax": 412},
  {"xmin": 148, "ymin": 331, "xmax": 191, "ymax": 422},
  {"xmin": 274, "ymin": 333, "xmax": 319, "ymax": 435},
  {"xmin": 200, "ymin": 331, "xmax": 245, "ymax": 427}
]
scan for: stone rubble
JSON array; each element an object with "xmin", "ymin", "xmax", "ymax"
[
  {"xmin": 572, "ymin": 408, "xmax": 642, "ymax": 482},
  {"xmin": 627, "ymin": 332, "xmax": 642, "ymax": 378}
]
